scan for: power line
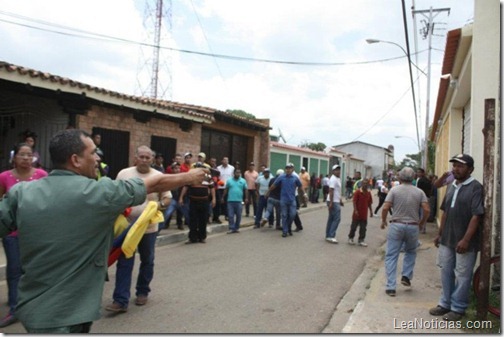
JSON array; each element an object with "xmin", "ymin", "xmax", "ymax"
[
  {"xmin": 352, "ymin": 73, "xmax": 423, "ymax": 142},
  {"xmin": 0, "ymin": 11, "xmax": 427, "ymax": 67}
]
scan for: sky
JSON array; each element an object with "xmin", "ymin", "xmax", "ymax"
[{"xmin": 0, "ymin": 0, "xmax": 475, "ymax": 163}]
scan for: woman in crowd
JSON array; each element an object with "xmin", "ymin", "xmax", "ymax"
[{"xmin": 0, "ymin": 143, "xmax": 47, "ymax": 327}]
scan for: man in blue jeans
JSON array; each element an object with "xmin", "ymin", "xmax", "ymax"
[
  {"xmin": 429, "ymin": 154, "xmax": 483, "ymax": 321},
  {"xmin": 380, "ymin": 167, "xmax": 430, "ymax": 297},
  {"xmin": 325, "ymin": 165, "xmax": 344, "ymax": 243},
  {"xmin": 223, "ymin": 168, "xmax": 248, "ymax": 234},
  {"xmin": 266, "ymin": 163, "xmax": 307, "ymax": 238},
  {"xmin": 106, "ymin": 146, "xmax": 172, "ymax": 313}
]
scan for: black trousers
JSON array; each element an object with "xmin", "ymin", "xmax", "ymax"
[
  {"xmin": 189, "ymin": 200, "xmax": 209, "ymax": 242},
  {"xmin": 349, "ymin": 219, "xmax": 368, "ymax": 242}
]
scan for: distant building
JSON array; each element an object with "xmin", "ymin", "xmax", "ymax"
[{"xmin": 332, "ymin": 141, "xmax": 394, "ymax": 179}]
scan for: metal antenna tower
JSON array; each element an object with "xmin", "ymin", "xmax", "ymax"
[{"xmin": 135, "ymin": 0, "xmax": 173, "ymax": 100}]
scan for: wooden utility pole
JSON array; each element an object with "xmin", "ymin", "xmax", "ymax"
[{"xmin": 477, "ymin": 99, "xmax": 495, "ymax": 319}]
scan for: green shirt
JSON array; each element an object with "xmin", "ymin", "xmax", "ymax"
[{"xmin": 0, "ymin": 169, "xmax": 146, "ymax": 329}]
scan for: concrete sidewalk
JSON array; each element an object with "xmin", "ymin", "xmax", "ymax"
[{"xmin": 323, "ymin": 221, "xmax": 463, "ymax": 333}]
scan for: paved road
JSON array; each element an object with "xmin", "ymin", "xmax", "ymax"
[{"xmin": 0, "ymin": 197, "xmax": 388, "ymax": 333}]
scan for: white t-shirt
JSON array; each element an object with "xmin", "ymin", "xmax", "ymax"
[
  {"xmin": 326, "ymin": 174, "xmax": 342, "ymax": 203},
  {"xmin": 217, "ymin": 164, "xmax": 235, "ymax": 189},
  {"xmin": 116, "ymin": 166, "xmax": 172, "ymax": 233}
]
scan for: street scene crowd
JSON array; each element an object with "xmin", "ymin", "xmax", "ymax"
[{"xmin": 0, "ymin": 128, "xmax": 484, "ymax": 332}]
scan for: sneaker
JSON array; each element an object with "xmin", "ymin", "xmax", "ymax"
[
  {"xmin": 401, "ymin": 276, "xmax": 411, "ymax": 287},
  {"xmin": 429, "ymin": 305, "xmax": 451, "ymax": 316},
  {"xmin": 135, "ymin": 295, "xmax": 148, "ymax": 306},
  {"xmin": 326, "ymin": 237, "xmax": 338, "ymax": 244},
  {"xmin": 385, "ymin": 289, "xmax": 396, "ymax": 297},
  {"xmin": 288, "ymin": 231, "xmax": 293, "ymax": 236},
  {"xmin": 0, "ymin": 313, "xmax": 17, "ymax": 328},
  {"xmin": 105, "ymin": 302, "xmax": 128, "ymax": 313},
  {"xmin": 260, "ymin": 218, "xmax": 268, "ymax": 227},
  {"xmin": 282, "ymin": 233, "xmax": 287, "ymax": 238},
  {"xmin": 443, "ymin": 311, "xmax": 464, "ymax": 321},
  {"xmin": 358, "ymin": 241, "xmax": 368, "ymax": 247},
  {"xmin": 348, "ymin": 238, "xmax": 355, "ymax": 245}
]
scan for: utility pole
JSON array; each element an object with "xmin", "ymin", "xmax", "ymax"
[{"xmin": 412, "ymin": 6, "xmax": 450, "ymax": 172}]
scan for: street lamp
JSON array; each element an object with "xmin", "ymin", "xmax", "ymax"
[
  {"xmin": 394, "ymin": 135, "xmax": 421, "ymax": 153},
  {"xmin": 366, "ymin": 39, "xmax": 426, "ymax": 76},
  {"xmin": 366, "ymin": 38, "xmax": 423, "ymax": 168}
]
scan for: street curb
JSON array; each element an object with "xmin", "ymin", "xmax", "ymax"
[{"xmin": 322, "ymin": 243, "xmax": 386, "ymax": 333}]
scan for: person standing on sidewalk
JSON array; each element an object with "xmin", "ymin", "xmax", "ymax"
[
  {"xmin": 348, "ymin": 180, "xmax": 373, "ymax": 247},
  {"xmin": 299, "ymin": 167, "xmax": 310, "ymax": 207},
  {"xmin": 415, "ymin": 168, "xmax": 433, "ymax": 234},
  {"xmin": 380, "ymin": 167, "xmax": 430, "ymax": 297},
  {"xmin": 325, "ymin": 165, "xmax": 344, "ymax": 243},
  {"xmin": 244, "ymin": 162, "xmax": 259, "ymax": 218},
  {"xmin": 213, "ymin": 157, "xmax": 234, "ymax": 224},
  {"xmin": 254, "ymin": 168, "xmax": 272, "ymax": 228},
  {"xmin": 223, "ymin": 168, "xmax": 248, "ymax": 234},
  {"xmin": 429, "ymin": 154, "xmax": 483, "ymax": 322},
  {"xmin": 179, "ymin": 162, "xmax": 216, "ymax": 244},
  {"xmin": 106, "ymin": 146, "xmax": 172, "ymax": 312}
]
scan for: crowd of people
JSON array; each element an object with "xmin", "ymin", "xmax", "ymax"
[{"xmin": 0, "ymin": 127, "xmax": 485, "ymax": 331}]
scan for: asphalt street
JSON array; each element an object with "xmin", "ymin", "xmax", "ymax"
[{"xmin": 0, "ymin": 196, "xmax": 388, "ymax": 333}]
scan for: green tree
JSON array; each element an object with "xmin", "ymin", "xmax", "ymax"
[
  {"xmin": 225, "ymin": 109, "xmax": 256, "ymax": 119},
  {"xmin": 300, "ymin": 142, "xmax": 326, "ymax": 152}
]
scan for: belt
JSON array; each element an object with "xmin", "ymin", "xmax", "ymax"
[
  {"xmin": 190, "ymin": 196, "xmax": 209, "ymax": 201},
  {"xmin": 393, "ymin": 221, "xmax": 418, "ymax": 225}
]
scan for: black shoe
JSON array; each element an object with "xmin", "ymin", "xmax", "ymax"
[
  {"xmin": 429, "ymin": 305, "xmax": 451, "ymax": 316},
  {"xmin": 385, "ymin": 289, "xmax": 396, "ymax": 297},
  {"xmin": 288, "ymin": 231, "xmax": 293, "ymax": 236},
  {"xmin": 401, "ymin": 276, "xmax": 411, "ymax": 287},
  {"xmin": 294, "ymin": 228, "xmax": 303, "ymax": 232},
  {"xmin": 443, "ymin": 311, "xmax": 464, "ymax": 321},
  {"xmin": 282, "ymin": 233, "xmax": 287, "ymax": 238}
]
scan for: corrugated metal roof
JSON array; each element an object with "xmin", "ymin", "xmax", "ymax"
[{"xmin": 0, "ymin": 60, "xmax": 266, "ymax": 130}]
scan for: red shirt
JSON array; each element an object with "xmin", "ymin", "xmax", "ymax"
[
  {"xmin": 352, "ymin": 189, "xmax": 372, "ymax": 221},
  {"xmin": 180, "ymin": 163, "xmax": 191, "ymax": 173}
]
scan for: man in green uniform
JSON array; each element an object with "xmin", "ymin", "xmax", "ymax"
[{"xmin": 0, "ymin": 129, "xmax": 207, "ymax": 333}]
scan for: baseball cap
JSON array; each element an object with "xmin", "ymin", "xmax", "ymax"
[
  {"xmin": 276, "ymin": 169, "xmax": 284, "ymax": 175},
  {"xmin": 171, "ymin": 161, "xmax": 180, "ymax": 168},
  {"xmin": 198, "ymin": 152, "xmax": 206, "ymax": 160},
  {"xmin": 332, "ymin": 164, "xmax": 341, "ymax": 170},
  {"xmin": 449, "ymin": 154, "xmax": 474, "ymax": 167},
  {"xmin": 263, "ymin": 167, "xmax": 270, "ymax": 172},
  {"xmin": 301, "ymin": 166, "xmax": 306, "ymax": 170},
  {"xmin": 285, "ymin": 163, "xmax": 294, "ymax": 168},
  {"xmin": 249, "ymin": 162, "xmax": 255, "ymax": 166},
  {"xmin": 184, "ymin": 152, "xmax": 192, "ymax": 158}
]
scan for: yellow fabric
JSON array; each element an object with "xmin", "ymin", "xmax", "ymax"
[
  {"xmin": 113, "ymin": 214, "xmax": 129, "ymax": 238},
  {"xmin": 121, "ymin": 201, "xmax": 164, "ymax": 258}
]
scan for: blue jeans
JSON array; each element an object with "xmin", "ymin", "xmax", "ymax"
[
  {"xmin": 436, "ymin": 244, "xmax": 478, "ymax": 314},
  {"xmin": 254, "ymin": 195, "xmax": 267, "ymax": 226},
  {"xmin": 384, "ymin": 223, "xmax": 419, "ymax": 290},
  {"xmin": 227, "ymin": 201, "xmax": 243, "ymax": 231},
  {"xmin": 112, "ymin": 231, "xmax": 158, "ymax": 307},
  {"xmin": 280, "ymin": 200, "xmax": 297, "ymax": 234},
  {"xmin": 264, "ymin": 197, "xmax": 280, "ymax": 226},
  {"xmin": 2, "ymin": 235, "xmax": 21, "ymax": 315},
  {"xmin": 325, "ymin": 202, "xmax": 341, "ymax": 238},
  {"xmin": 160, "ymin": 199, "xmax": 187, "ymax": 230}
]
